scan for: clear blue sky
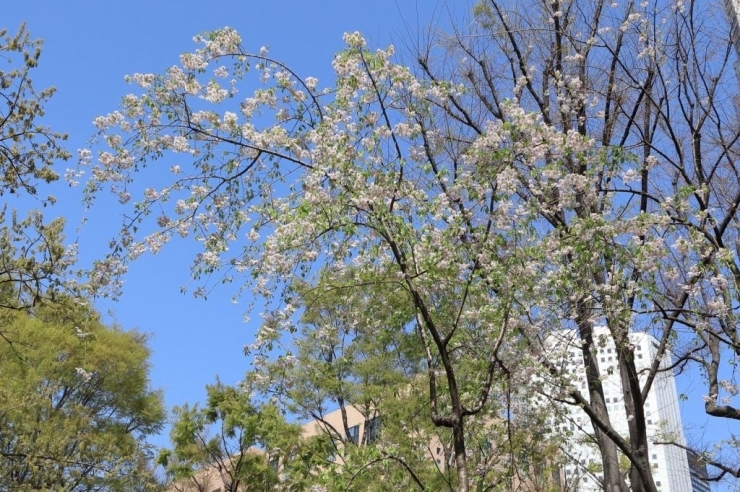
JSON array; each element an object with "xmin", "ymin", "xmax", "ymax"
[
  {"xmin": 5, "ymin": 0, "xmax": 455, "ymax": 448},
  {"xmin": 4, "ymin": 0, "xmax": 727, "ymax": 468}
]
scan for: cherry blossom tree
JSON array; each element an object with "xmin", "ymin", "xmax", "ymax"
[
  {"xmin": 81, "ymin": 29, "xmax": 575, "ymax": 490},
  {"xmin": 79, "ymin": 0, "xmax": 740, "ymax": 488},
  {"xmin": 412, "ymin": 0, "xmax": 740, "ymax": 489}
]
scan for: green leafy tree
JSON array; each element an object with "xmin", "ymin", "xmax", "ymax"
[
  {"xmin": 0, "ymin": 295, "xmax": 165, "ymax": 490},
  {"xmin": 251, "ymin": 275, "xmax": 438, "ymax": 490},
  {"xmin": 0, "ymin": 23, "xmax": 73, "ymax": 310},
  {"xmin": 159, "ymin": 382, "xmax": 325, "ymax": 491},
  {"xmin": 248, "ymin": 271, "xmax": 566, "ymax": 491}
]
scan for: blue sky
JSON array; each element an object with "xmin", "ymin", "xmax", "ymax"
[
  {"xmin": 4, "ymin": 0, "xmax": 453, "ymax": 447},
  {"xmin": 4, "ymin": 1, "xmax": 731, "ymax": 473}
]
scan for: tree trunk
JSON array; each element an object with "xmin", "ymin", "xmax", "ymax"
[
  {"xmin": 577, "ymin": 307, "xmax": 630, "ymax": 492},
  {"xmin": 452, "ymin": 419, "xmax": 469, "ymax": 492}
]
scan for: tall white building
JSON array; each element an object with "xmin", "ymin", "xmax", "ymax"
[
  {"xmin": 724, "ymin": 0, "xmax": 740, "ymax": 78},
  {"xmin": 547, "ymin": 327, "xmax": 693, "ymax": 491}
]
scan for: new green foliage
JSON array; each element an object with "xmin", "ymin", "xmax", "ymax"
[
  {"xmin": 160, "ymin": 381, "xmax": 325, "ymax": 492},
  {"xmin": 0, "ymin": 296, "xmax": 165, "ymax": 490},
  {"xmin": 0, "ymin": 24, "xmax": 72, "ymax": 309}
]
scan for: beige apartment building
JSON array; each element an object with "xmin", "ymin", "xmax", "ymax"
[
  {"xmin": 164, "ymin": 450, "xmax": 263, "ymax": 492},
  {"xmin": 300, "ymin": 405, "xmax": 461, "ymax": 474},
  {"xmin": 167, "ymin": 465, "xmax": 239, "ymax": 492},
  {"xmin": 301, "ymin": 405, "xmax": 381, "ymax": 449},
  {"xmin": 168, "ymin": 403, "xmax": 566, "ymax": 491}
]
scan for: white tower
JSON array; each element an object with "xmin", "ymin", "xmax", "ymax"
[
  {"xmin": 724, "ymin": 0, "xmax": 740, "ymax": 77},
  {"xmin": 547, "ymin": 328, "xmax": 693, "ymax": 491}
]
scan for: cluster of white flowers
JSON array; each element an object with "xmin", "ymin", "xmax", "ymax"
[
  {"xmin": 93, "ymin": 111, "xmax": 126, "ymax": 130},
  {"xmin": 202, "ymin": 80, "xmax": 229, "ymax": 103},
  {"xmin": 75, "ymin": 367, "xmax": 94, "ymax": 382},
  {"xmin": 130, "ymin": 72, "xmax": 156, "ymax": 88}
]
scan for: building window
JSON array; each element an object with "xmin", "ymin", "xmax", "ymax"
[
  {"xmin": 268, "ymin": 454, "xmax": 280, "ymax": 471},
  {"xmin": 365, "ymin": 417, "xmax": 381, "ymax": 444},
  {"xmin": 347, "ymin": 424, "xmax": 360, "ymax": 445}
]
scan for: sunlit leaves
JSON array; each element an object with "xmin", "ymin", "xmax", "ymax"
[{"xmin": 0, "ymin": 295, "xmax": 165, "ymax": 490}]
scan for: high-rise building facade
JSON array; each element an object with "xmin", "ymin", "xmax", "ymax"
[
  {"xmin": 547, "ymin": 327, "xmax": 693, "ymax": 491},
  {"xmin": 724, "ymin": 0, "xmax": 740, "ymax": 78},
  {"xmin": 687, "ymin": 450, "xmax": 712, "ymax": 492}
]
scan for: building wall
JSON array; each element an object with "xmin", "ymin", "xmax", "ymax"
[
  {"xmin": 167, "ymin": 464, "xmax": 241, "ymax": 492},
  {"xmin": 686, "ymin": 450, "xmax": 712, "ymax": 492},
  {"xmin": 164, "ymin": 449, "xmax": 266, "ymax": 492},
  {"xmin": 724, "ymin": 0, "xmax": 740, "ymax": 77},
  {"xmin": 302, "ymin": 405, "xmax": 433, "ymax": 465},
  {"xmin": 301, "ymin": 404, "xmax": 367, "ymax": 441}
]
